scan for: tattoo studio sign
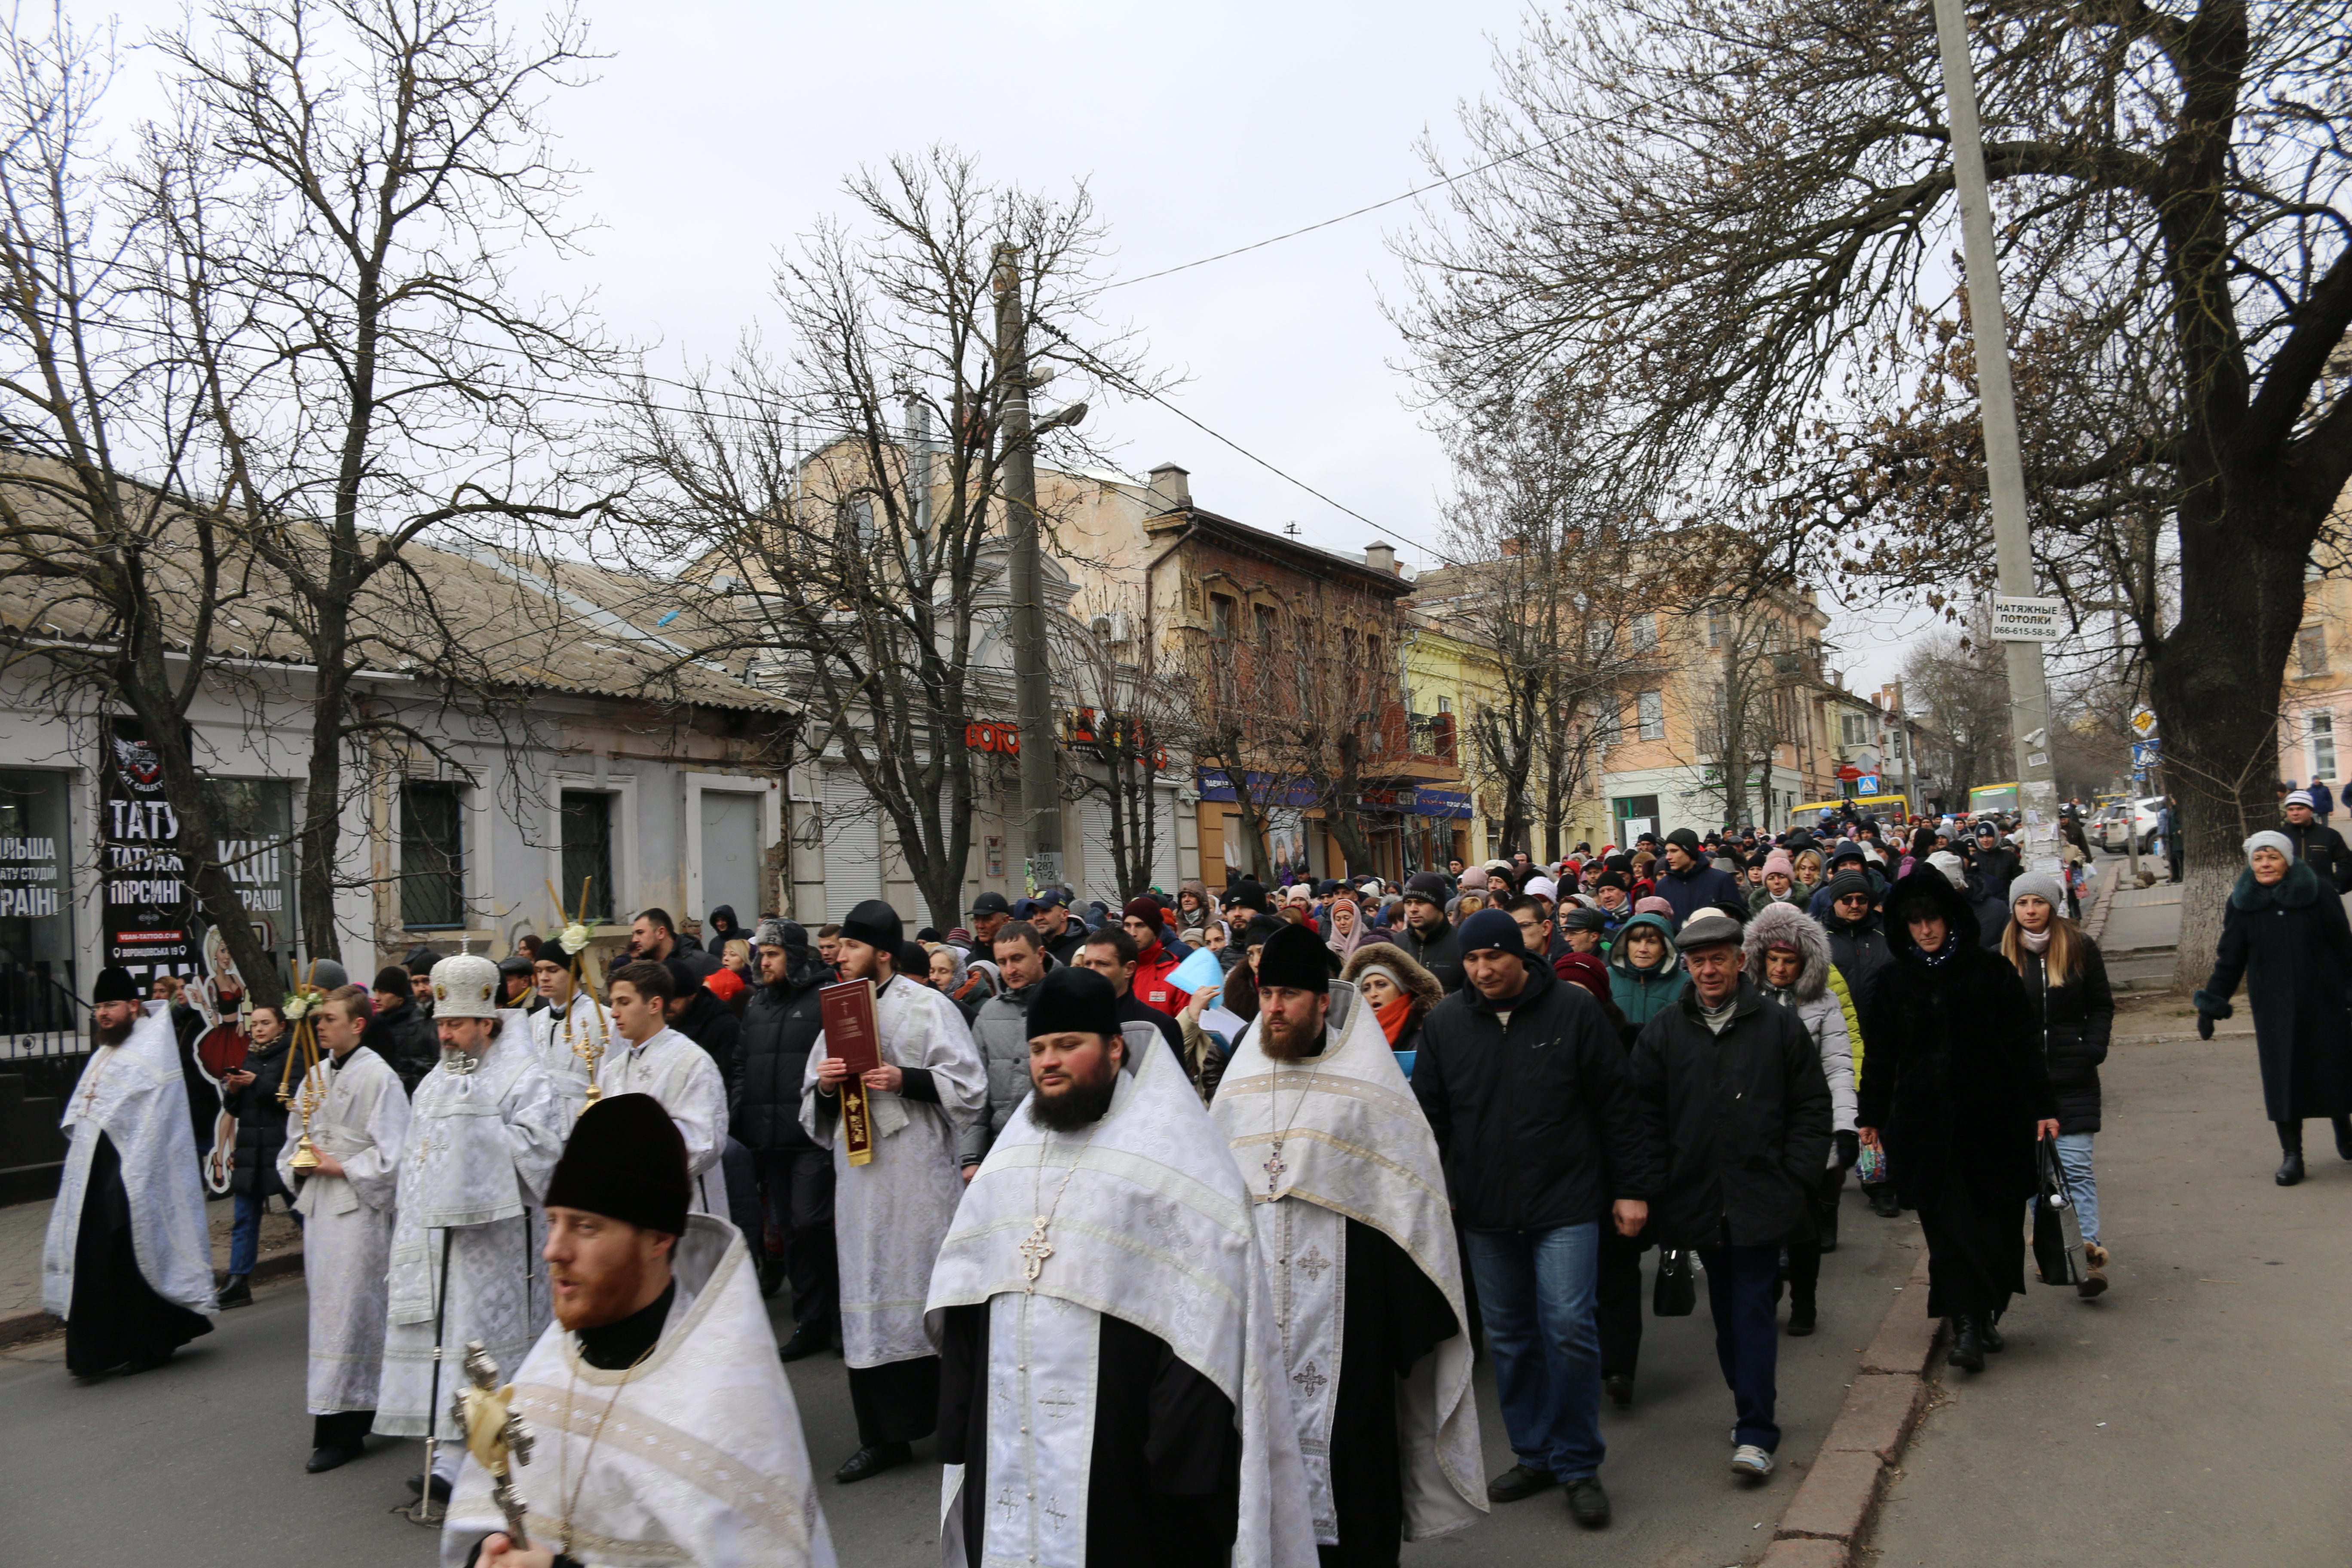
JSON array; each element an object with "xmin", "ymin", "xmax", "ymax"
[{"xmin": 102, "ymin": 718, "xmax": 200, "ymax": 983}]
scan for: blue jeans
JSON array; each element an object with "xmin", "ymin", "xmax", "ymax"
[
  {"xmin": 229, "ymin": 1190, "xmax": 300, "ymax": 1274},
  {"xmin": 1463, "ymin": 1222, "xmax": 1604, "ymax": 1482},
  {"xmin": 2055, "ymin": 1132, "xmax": 2099, "ymax": 1245},
  {"xmin": 1698, "ymin": 1244, "xmax": 1782, "ymax": 1451}
]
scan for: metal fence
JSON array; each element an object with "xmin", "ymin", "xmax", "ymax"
[{"xmin": 0, "ymin": 959, "xmax": 84, "ymax": 1062}]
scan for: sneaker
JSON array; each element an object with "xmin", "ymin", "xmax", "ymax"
[
  {"xmin": 1731, "ymin": 1444, "xmax": 1775, "ymax": 1479},
  {"xmin": 1486, "ymin": 1462, "xmax": 1556, "ymax": 1503}
]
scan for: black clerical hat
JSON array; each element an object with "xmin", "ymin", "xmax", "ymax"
[
  {"xmin": 1026, "ymin": 965, "xmax": 1123, "ymax": 1043},
  {"xmin": 546, "ymin": 1093, "xmax": 691, "ymax": 1236},
  {"xmin": 92, "ymin": 966, "xmax": 139, "ymax": 1005},
  {"xmin": 1256, "ymin": 924, "xmax": 1335, "ymax": 993}
]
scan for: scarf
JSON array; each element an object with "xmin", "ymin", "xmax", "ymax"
[
  {"xmin": 1374, "ymin": 994, "xmax": 1413, "ymax": 1045},
  {"xmin": 2020, "ymin": 927, "xmax": 2052, "ymax": 953}
]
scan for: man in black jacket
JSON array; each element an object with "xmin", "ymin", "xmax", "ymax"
[
  {"xmin": 1412, "ymin": 909, "xmax": 1656, "ymax": 1530},
  {"xmin": 369, "ymin": 967, "xmax": 438, "ymax": 1094},
  {"xmin": 1394, "ymin": 872, "xmax": 1466, "ymax": 992},
  {"xmin": 1820, "ymin": 871, "xmax": 1901, "ymax": 1217},
  {"xmin": 1631, "ymin": 913, "xmax": 1832, "ymax": 1483},
  {"xmin": 1656, "ymin": 829, "xmax": 1745, "ymax": 926},
  {"xmin": 2281, "ymin": 790, "xmax": 2352, "ymax": 890},
  {"xmin": 730, "ymin": 920, "xmax": 836, "ymax": 1356}
]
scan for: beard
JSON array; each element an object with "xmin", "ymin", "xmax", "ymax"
[
  {"xmin": 552, "ymin": 1246, "xmax": 655, "ymax": 1333},
  {"xmin": 95, "ymin": 1016, "xmax": 135, "ymax": 1047},
  {"xmin": 1259, "ymin": 1010, "xmax": 1327, "ymax": 1062},
  {"xmin": 1028, "ymin": 1062, "xmax": 1120, "ymax": 1131}
]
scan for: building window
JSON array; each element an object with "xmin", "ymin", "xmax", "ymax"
[
  {"xmin": 1255, "ymin": 604, "xmax": 1277, "ymax": 646},
  {"xmin": 1841, "ymin": 713, "xmax": 1867, "ymax": 746},
  {"xmin": 1638, "ymin": 689, "xmax": 1665, "ymax": 741},
  {"xmin": 1633, "ymin": 612, "xmax": 1658, "ymax": 651},
  {"xmin": 2311, "ymin": 713, "xmax": 2337, "ymax": 781},
  {"xmin": 1706, "ymin": 611, "xmax": 1723, "ymax": 650},
  {"xmin": 400, "ymin": 783, "xmax": 465, "ymax": 929},
  {"xmin": 2298, "ymin": 625, "xmax": 2327, "ymax": 676},
  {"xmin": 561, "ymin": 791, "xmax": 615, "ymax": 921},
  {"xmin": 1210, "ymin": 591, "xmax": 1234, "ymax": 638}
]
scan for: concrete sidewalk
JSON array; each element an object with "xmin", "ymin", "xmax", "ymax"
[
  {"xmin": 1866, "ymin": 996, "xmax": 2352, "ymax": 1567},
  {"xmin": 1, "ymin": 1193, "xmax": 300, "ymax": 1316}
]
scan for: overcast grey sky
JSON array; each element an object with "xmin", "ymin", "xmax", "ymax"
[{"xmin": 85, "ymin": 0, "xmax": 1926, "ymax": 689}]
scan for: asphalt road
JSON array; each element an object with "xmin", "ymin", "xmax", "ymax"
[
  {"xmin": 1870, "ymin": 1008, "xmax": 2352, "ymax": 1568},
  {"xmin": 0, "ymin": 1190, "xmax": 1920, "ymax": 1568}
]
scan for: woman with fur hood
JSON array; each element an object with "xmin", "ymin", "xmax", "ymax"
[
  {"xmin": 1745, "ymin": 904, "xmax": 1862, "ymax": 1335},
  {"xmin": 1858, "ymin": 870, "xmax": 2060, "ymax": 1375},
  {"xmin": 1342, "ymin": 941, "xmax": 1443, "ymax": 1066}
]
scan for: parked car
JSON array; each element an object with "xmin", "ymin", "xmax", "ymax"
[{"xmin": 2094, "ymin": 796, "xmax": 2165, "ymax": 854}]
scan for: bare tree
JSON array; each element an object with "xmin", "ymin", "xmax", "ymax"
[
  {"xmin": 1684, "ymin": 587, "xmax": 1817, "ymax": 832},
  {"xmin": 0, "ymin": 14, "xmax": 287, "ymax": 1002},
  {"xmin": 147, "ymin": 0, "xmax": 614, "ymax": 962},
  {"xmin": 1902, "ymin": 621, "xmax": 2015, "ymax": 800},
  {"xmin": 1056, "ymin": 585, "xmax": 1203, "ymax": 900},
  {"xmin": 1397, "ymin": 0, "xmax": 2352, "ymax": 947},
  {"xmin": 613, "ymin": 150, "xmax": 1154, "ymax": 931}
]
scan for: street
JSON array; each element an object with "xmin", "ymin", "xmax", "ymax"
[{"xmin": 2, "ymin": 1186, "xmax": 1921, "ymax": 1568}]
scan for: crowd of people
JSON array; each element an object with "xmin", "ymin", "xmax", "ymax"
[{"xmin": 39, "ymin": 792, "xmax": 2352, "ymax": 1567}]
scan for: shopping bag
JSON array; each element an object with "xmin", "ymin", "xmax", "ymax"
[
  {"xmin": 1652, "ymin": 1248, "xmax": 1699, "ymax": 1317},
  {"xmin": 1854, "ymin": 1140, "xmax": 1887, "ymax": 1187},
  {"xmin": 2031, "ymin": 1135, "xmax": 2086, "ymax": 1287}
]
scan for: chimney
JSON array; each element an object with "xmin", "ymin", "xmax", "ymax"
[
  {"xmin": 1145, "ymin": 463, "xmax": 1191, "ymax": 513},
  {"xmin": 1364, "ymin": 542, "xmax": 1398, "ymax": 574}
]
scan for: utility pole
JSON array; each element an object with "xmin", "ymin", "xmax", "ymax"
[
  {"xmin": 994, "ymin": 243, "xmax": 1062, "ymax": 893},
  {"xmin": 1930, "ymin": 0, "xmax": 2059, "ymax": 867}
]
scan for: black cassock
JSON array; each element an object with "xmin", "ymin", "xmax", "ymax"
[
  {"xmin": 1318, "ymin": 1218, "xmax": 1458, "ymax": 1568},
  {"xmin": 64, "ymin": 1133, "xmax": 211, "ymax": 1378},
  {"xmin": 937, "ymin": 1305, "xmax": 1242, "ymax": 1568}
]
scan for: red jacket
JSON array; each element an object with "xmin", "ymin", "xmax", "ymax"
[{"xmin": 1132, "ymin": 938, "xmax": 1185, "ymax": 1017}]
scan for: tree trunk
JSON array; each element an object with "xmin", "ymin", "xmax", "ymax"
[
  {"xmin": 137, "ymin": 703, "xmax": 286, "ymax": 1009},
  {"xmin": 2160, "ymin": 467, "xmax": 2310, "ymax": 993},
  {"xmin": 297, "ymin": 665, "xmax": 346, "ymax": 965}
]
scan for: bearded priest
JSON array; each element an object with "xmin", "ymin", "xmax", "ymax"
[
  {"xmin": 1210, "ymin": 923, "xmax": 1485, "ymax": 1566},
  {"xmin": 800, "ymin": 898, "xmax": 987, "ymax": 1484},
  {"xmin": 42, "ymin": 966, "xmax": 217, "ymax": 1378},
  {"xmin": 443, "ymin": 1093, "xmax": 836, "ymax": 1568},
  {"xmin": 378, "ymin": 952, "xmax": 570, "ymax": 1505},
  {"xmin": 928, "ymin": 965, "xmax": 1319, "ymax": 1568}
]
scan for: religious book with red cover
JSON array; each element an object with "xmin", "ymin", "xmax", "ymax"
[
  {"xmin": 820, "ymin": 977, "xmax": 882, "ymax": 1166},
  {"xmin": 819, "ymin": 978, "xmax": 882, "ymax": 1075}
]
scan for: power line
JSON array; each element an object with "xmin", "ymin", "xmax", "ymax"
[{"xmin": 1096, "ymin": 131, "xmax": 1573, "ymax": 293}]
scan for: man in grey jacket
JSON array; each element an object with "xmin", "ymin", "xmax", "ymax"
[{"xmin": 963, "ymin": 921, "xmax": 1057, "ymax": 1172}]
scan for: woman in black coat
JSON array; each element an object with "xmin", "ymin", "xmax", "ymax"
[
  {"xmin": 1858, "ymin": 869, "xmax": 2059, "ymax": 1373},
  {"xmin": 2001, "ymin": 872, "xmax": 2114, "ymax": 1295},
  {"xmin": 2193, "ymin": 831, "xmax": 2352, "ymax": 1185}
]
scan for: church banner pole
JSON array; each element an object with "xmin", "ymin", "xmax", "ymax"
[{"xmin": 412, "ymin": 1225, "xmax": 455, "ymax": 1525}]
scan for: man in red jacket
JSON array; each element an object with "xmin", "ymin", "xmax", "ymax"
[{"xmin": 1121, "ymin": 897, "xmax": 1185, "ymax": 1017}]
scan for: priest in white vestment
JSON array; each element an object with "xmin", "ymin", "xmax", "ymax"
[
  {"xmin": 595, "ymin": 959, "xmax": 728, "ymax": 1216},
  {"xmin": 927, "ymin": 965, "xmax": 1318, "ymax": 1568},
  {"xmin": 444, "ymin": 1093, "xmax": 835, "ymax": 1568},
  {"xmin": 801, "ymin": 898, "xmax": 986, "ymax": 1485},
  {"xmin": 378, "ymin": 952, "xmax": 569, "ymax": 1502},
  {"xmin": 279, "ymin": 983, "xmax": 410, "ymax": 1472},
  {"xmin": 42, "ymin": 968, "xmax": 216, "ymax": 1377},
  {"xmin": 1210, "ymin": 925, "xmax": 1485, "ymax": 1565},
  {"xmin": 528, "ymin": 936, "xmax": 612, "ymax": 1120}
]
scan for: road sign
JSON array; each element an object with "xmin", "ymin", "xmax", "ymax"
[
  {"xmin": 2131, "ymin": 739, "xmax": 2160, "ymax": 769},
  {"xmin": 1991, "ymin": 594, "xmax": 2065, "ymax": 642},
  {"xmin": 1856, "ymin": 774, "xmax": 1881, "ymax": 793},
  {"xmin": 2129, "ymin": 705, "xmax": 2158, "ymax": 738}
]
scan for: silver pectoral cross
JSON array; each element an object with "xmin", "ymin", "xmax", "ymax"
[
  {"xmin": 1018, "ymin": 1216, "xmax": 1054, "ymax": 1283},
  {"xmin": 1262, "ymin": 1142, "xmax": 1286, "ymax": 1192}
]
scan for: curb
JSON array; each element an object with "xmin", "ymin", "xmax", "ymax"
[
  {"xmin": 0, "ymin": 1241, "xmax": 303, "ymax": 1348},
  {"xmin": 1763, "ymin": 1249, "xmax": 1939, "ymax": 1564},
  {"xmin": 2080, "ymin": 854, "xmax": 2127, "ymax": 945}
]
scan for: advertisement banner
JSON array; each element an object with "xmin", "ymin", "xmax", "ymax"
[{"xmin": 101, "ymin": 716, "xmax": 199, "ymax": 985}]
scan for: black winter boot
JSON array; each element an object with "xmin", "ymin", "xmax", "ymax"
[
  {"xmin": 2334, "ymin": 1116, "xmax": 2352, "ymax": 1162},
  {"xmin": 1948, "ymin": 1315, "xmax": 1985, "ymax": 1374},
  {"xmin": 2278, "ymin": 1120, "xmax": 2307, "ymax": 1186}
]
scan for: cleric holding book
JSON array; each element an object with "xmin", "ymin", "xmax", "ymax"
[{"xmin": 800, "ymin": 898, "xmax": 987, "ymax": 1485}]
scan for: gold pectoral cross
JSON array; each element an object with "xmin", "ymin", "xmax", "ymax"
[{"xmin": 1018, "ymin": 1217, "xmax": 1054, "ymax": 1284}]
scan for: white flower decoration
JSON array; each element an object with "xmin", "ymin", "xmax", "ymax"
[
  {"xmin": 558, "ymin": 922, "xmax": 595, "ymax": 956},
  {"xmin": 282, "ymin": 989, "xmax": 319, "ymax": 1022}
]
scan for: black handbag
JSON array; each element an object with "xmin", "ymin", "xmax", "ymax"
[
  {"xmin": 1652, "ymin": 1247, "xmax": 1698, "ymax": 1316},
  {"xmin": 2031, "ymin": 1135, "xmax": 2086, "ymax": 1288}
]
